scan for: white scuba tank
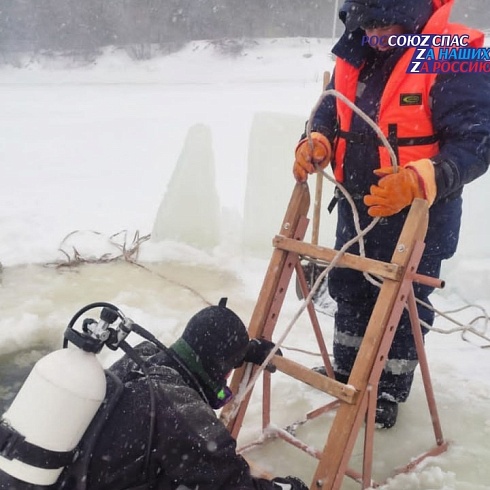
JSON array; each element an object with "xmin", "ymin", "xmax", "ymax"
[{"xmin": 0, "ymin": 347, "xmax": 106, "ymax": 486}]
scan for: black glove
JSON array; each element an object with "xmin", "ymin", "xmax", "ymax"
[
  {"xmin": 272, "ymin": 476, "xmax": 309, "ymax": 490},
  {"xmin": 243, "ymin": 338, "xmax": 282, "ymax": 373}
]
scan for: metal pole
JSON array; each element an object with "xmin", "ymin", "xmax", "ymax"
[{"xmin": 331, "ymin": 0, "xmax": 340, "ymax": 44}]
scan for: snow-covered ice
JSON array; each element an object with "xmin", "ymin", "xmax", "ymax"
[{"xmin": 0, "ymin": 38, "xmax": 490, "ymax": 489}]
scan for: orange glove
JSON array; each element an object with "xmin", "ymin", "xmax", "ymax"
[
  {"xmin": 364, "ymin": 158, "xmax": 437, "ymax": 217},
  {"xmin": 293, "ymin": 132, "xmax": 331, "ymax": 182}
]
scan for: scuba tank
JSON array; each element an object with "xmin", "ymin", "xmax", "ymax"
[{"xmin": 0, "ymin": 302, "xmax": 134, "ymax": 488}]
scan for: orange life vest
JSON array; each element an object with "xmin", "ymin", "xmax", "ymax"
[{"xmin": 332, "ymin": 0, "xmax": 484, "ymax": 182}]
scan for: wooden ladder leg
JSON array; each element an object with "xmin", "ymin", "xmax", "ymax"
[
  {"xmin": 311, "ymin": 199, "xmax": 429, "ymax": 490},
  {"xmin": 221, "ymin": 183, "xmax": 311, "ymax": 438}
]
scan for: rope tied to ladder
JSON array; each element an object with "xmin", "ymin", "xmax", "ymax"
[{"xmin": 224, "ymin": 85, "xmax": 490, "ymax": 422}]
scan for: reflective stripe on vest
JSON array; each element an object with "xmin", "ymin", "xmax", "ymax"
[{"xmin": 332, "ymin": 0, "xmax": 484, "ymax": 182}]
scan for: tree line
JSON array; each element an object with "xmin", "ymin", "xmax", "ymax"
[
  {"xmin": 0, "ymin": 0, "xmax": 486, "ymax": 59},
  {"xmin": 0, "ymin": 0, "xmax": 336, "ymax": 54}
]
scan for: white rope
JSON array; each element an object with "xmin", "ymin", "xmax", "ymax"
[
  {"xmin": 220, "ymin": 87, "xmax": 400, "ymax": 417},
  {"xmin": 307, "ymin": 88, "xmax": 395, "ymax": 288},
  {"xmin": 306, "ymin": 88, "xmax": 398, "ymax": 170},
  {"xmin": 226, "ymin": 85, "xmax": 490, "ymax": 418},
  {"xmin": 418, "ymin": 299, "xmax": 490, "ymax": 347},
  {"xmin": 224, "ymin": 213, "xmax": 379, "ymax": 419}
]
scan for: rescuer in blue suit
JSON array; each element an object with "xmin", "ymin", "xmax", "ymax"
[{"xmin": 293, "ymin": 0, "xmax": 490, "ymax": 428}]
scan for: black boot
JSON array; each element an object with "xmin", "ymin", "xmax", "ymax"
[
  {"xmin": 312, "ymin": 365, "xmax": 328, "ymax": 376},
  {"xmin": 312, "ymin": 366, "xmax": 352, "ymax": 383},
  {"xmin": 375, "ymin": 399, "xmax": 398, "ymax": 429},
  {"xmin": 312, "ymin": 368, "xmax": 399, "ymax": 428}
]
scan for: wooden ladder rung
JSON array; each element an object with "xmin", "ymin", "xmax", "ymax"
[
  {"xmin": 271, "ymin": 356, "xmax": 359, "ymax": 405},
  {"xmin": 273, "ymin": 235, "xmax": 401, "ymax": 281},
  {"xmin": 274, "ymin": 235, "xmax": 445, "ymax": 289}
]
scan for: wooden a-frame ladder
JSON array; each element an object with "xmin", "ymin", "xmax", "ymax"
[{"xmin": 220, "ymin": 182, "xmax": 449, "ymax": 489}]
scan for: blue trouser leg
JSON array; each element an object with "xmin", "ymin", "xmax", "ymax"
[{"xmin": 328, "ymin": 254, "xmax": 441, "ymax": 402}]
